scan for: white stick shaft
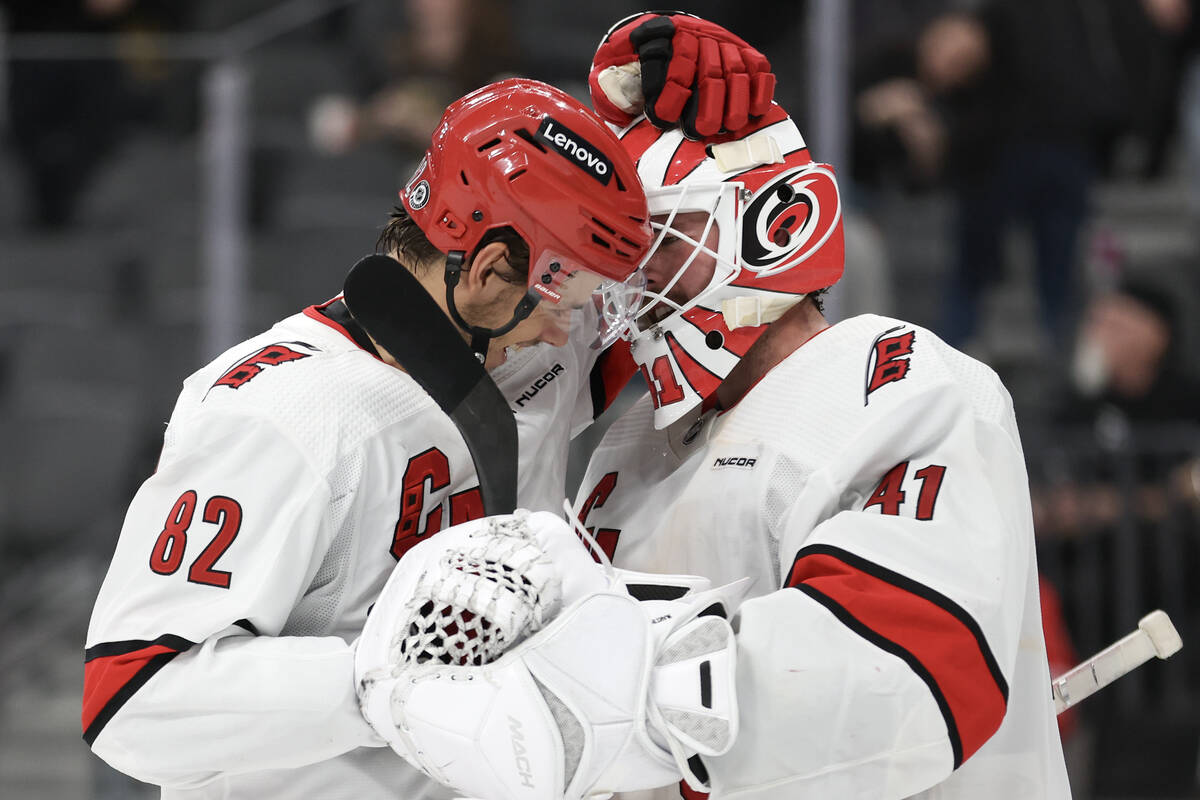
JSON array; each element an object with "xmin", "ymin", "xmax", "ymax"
[
  {"xmin": 1053, "ymin": 630, "xmax": 1155, "ymax": 713},
  {"xmin": 1053, "ymin": 610, "xmax": 1182, "ymax": 714}
]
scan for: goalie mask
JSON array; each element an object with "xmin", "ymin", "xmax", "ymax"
[
  {"xmin": 403, "ymin": 78, "xmax": 653, "ymax": 353},
  {"xmin": 617, "ymin": 104, "xmax": 844, "ymax": 428}
]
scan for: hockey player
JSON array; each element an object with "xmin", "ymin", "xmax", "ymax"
[
  {"xmin": 570, "ymin": 94, "xmax": 1074, "ymax": 797},
  {"xmin": 340, "ymin": 14, "xmax": 1073, "ymax": 800},
  {"xmin": 81, "ymin": 79, "xmax": 653, "ymax": 799}
]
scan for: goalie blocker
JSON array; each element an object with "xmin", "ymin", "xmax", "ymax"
[{"xmin": 354, "ymin": 511, "xmax": 748, "ymax": 800}]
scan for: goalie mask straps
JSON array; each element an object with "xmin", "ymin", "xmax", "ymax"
[{"xmin": 444, "ymin": 251, "xmax": 542, "ymax": 363}]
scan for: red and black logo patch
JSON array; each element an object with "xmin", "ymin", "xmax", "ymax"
[
  {"xmin": 212, "ymin": 342, "xmax": 315, "ymax": 390},
  {"xmin": 865, "ymin": 327, "xmax": 915, "ymax": 403},
  {"xmin": 741, "ymin": 164, "xmax": 841, "ymax": 273}
]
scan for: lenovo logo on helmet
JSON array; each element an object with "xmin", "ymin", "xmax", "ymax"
[{"xmin": 537, "ymin": 117, "xmax": 612, "ymax": 186}]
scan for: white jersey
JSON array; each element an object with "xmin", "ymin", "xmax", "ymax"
[
  {"xmin": 577, "ymin": 314, "xmax": 1071, "ymax": 799},
  {"xmin": 84, "ymin": 298, "xmax": 599, "ymax": 799},
  {"xmin": 496, "ymin": 322, "xmax": 603, "ymax": 514}
]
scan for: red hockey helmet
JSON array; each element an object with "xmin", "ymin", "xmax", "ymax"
[
  {"xmin": 402, "ymin": 78, "xmax": 653, "ymax": 348},
  {"xmin": 616, "ymin": 104, "xmax": 845, "ymax": 427}
]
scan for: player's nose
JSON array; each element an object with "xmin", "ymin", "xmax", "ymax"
[{"xmin": 640, "ymin": 255, "xmax": 671, "ymax": 292}]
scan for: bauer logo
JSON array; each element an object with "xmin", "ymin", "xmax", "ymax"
[{"xmin": 537, "ymin": 117, "xmax": 612, "ymax": 185}]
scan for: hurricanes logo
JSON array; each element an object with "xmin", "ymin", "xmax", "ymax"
[
  {"xmin": 741, "ymin": 165, "xmax": 841, "ymax": 275},
  {"xmin": 864, "ymin": 327, "xmax": 915, "ymax": 404},
  {"xmin": 211, "ymin": 342, "xmax": 315, "ymax": 391}
]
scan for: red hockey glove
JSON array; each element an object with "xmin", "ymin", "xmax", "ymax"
[{"xmin": 589, "ymin": 11, "xmax": 776, "ymax": 140}]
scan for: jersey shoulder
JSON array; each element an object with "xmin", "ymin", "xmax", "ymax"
[
  {"xmin": 784, "ymin": 313, "xmax": 1008, "ymax": 413},
  {"xmin": 722, "ymin": 315, "xmax": 1014, "ymax": 459},
  {"xmin": 167, "ymin": 310, "xmax": 438, "ymax": 470}
]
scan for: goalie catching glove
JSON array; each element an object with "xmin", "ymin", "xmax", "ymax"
[
  {"xmin": 589, "ymin": 11, "xmax": 776, "ymax": 139},
  {"xmin": 354, "ymin": 510, "xmax": 747, "ymax": 799}
]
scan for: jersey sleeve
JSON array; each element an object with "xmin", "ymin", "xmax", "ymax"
[
  {"xmin": 83, "ymin": 408, "xmax": 383, "ymax": 788},
  {"xmin": 707, "ymin": 380, "xmax": 1032, "ymax": 798}
]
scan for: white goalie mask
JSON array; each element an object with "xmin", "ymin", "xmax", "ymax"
[{"xmin": 616, "ymin": 105, "xmax": 845, "ymax": 428}]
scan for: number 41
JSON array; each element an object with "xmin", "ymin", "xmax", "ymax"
[{"xmin": 863, "ymin": 462, "xmax": 946, "ymax": 520}]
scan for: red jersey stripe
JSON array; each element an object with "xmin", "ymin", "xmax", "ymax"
[
  {"xmin": 786, "ymin": 545, "xmax": 1008, "ymax": 768},
  {"xmin": 83, "ymin": 639, "xmax": 190, "ymax": 745}
]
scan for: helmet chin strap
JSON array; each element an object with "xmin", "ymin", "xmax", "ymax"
[{"xmin": 444, "ymin": 251, "xmax": 542, "ymax": 363}]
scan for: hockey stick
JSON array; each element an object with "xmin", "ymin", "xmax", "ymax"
[
  {"xmin": 1053, "ymin": 609, "xmax": 1183, "ymax": 714},
  {"xmin": 343, "ymin": 254, "xmax": 518, "ymax": 515}
]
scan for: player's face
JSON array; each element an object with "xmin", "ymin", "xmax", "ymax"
[
  {"xmin": 641, "ymin": 211, "xmax": 719, "ymax": 316},
  {"xmin": 1077, "ymin": 293, "xmax": 1170, "ymax": 395},
  {"xmin": 467, "ymin": 281, "xmax": 574, "ymax": 369}
]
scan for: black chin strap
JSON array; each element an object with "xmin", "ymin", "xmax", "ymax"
[{"xmin": 443, "ymin": 251, "xmax": 542, "ymax": 363}]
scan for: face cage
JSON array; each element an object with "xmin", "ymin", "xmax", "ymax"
[
  {"xmin": 627, "ymin": 181, "xmax": 744, "ymax": 341},
  {"xmin": 591, "ymin": 269, "xmax": 647, "ymax": 349},
  {"xmin": 527, "ymin": 247, "xmax": 647, "ymax": 349}
]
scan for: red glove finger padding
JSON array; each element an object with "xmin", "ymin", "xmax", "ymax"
[{"xmin": 590, "ymin": 11, "xmax": 777, "ymax": 140}]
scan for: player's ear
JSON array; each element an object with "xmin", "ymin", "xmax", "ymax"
[{"xmin": 460, "ymin": 241, "xmax": 515, "ymax": 300}]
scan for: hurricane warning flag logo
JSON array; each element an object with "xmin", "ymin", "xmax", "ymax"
[
  {"xmin": 212, "ymin": 342, "xmax": 315, "ymax": 390},
  {"xmin": 742, "ymin": 164, "xmax": 841, "ymax": 276},
  {"xmin": 865, "ymin": 327, "xmax": 915, "ymax": 404}
]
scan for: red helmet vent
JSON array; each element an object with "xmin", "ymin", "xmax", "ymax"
[{"xmin": 401, "ymin": 79, "xmax": 652, "ymax": 286}]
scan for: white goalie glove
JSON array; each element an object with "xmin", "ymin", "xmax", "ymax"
[{"xmin": 354, "ymin": 510, "xmax": 747, "ymax": 800}]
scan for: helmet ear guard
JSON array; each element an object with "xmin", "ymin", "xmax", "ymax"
[{"xmin": 441, "ymin": 251, "xmax": 541, "ymax": 363}]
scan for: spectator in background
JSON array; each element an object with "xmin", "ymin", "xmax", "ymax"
[
  {"xmin": 1062, "ymin": 279, "xmax": 1199, "ymax": 437},
  {"xmin": 851, "ymin": 0, "xmax": 961, "ymax": 192},
  {"xmin": 1, "ymin": 0, "xmax": 132, "ymax": 228},
  {"xmin": 1, "ymin": 0, "xmax": 191, "ymax": 228},
  {"xmin": 1109, "ymin": 0, "xmax": 1198, "ymax": 180},
  {"xmin": 856, "ymin": 0, "xmax": 1133, "ymax": 351},
  {"xmin": 309, "ymin": 0, "xmax": 812, "ymax": 160},
  {"xmin": 309, "ymin": 0, "xmax": 516, "ymax": 155},
  {"xmin": 1032, "ymin": 274, "xmax": 1200, "ymax": 796},
  {"xmin": 1036, "ymin": 278, "xmax": 1200, "ymax": 537}
]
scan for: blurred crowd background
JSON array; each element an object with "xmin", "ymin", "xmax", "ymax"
[{"xmin": 0, "ymin": 1, "xmax": 1197, "ymax": 798}]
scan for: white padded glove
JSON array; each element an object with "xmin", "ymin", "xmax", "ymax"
[{"xmin": 354, "ymin": 510, "xmax": 746, "ymax": 799}]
